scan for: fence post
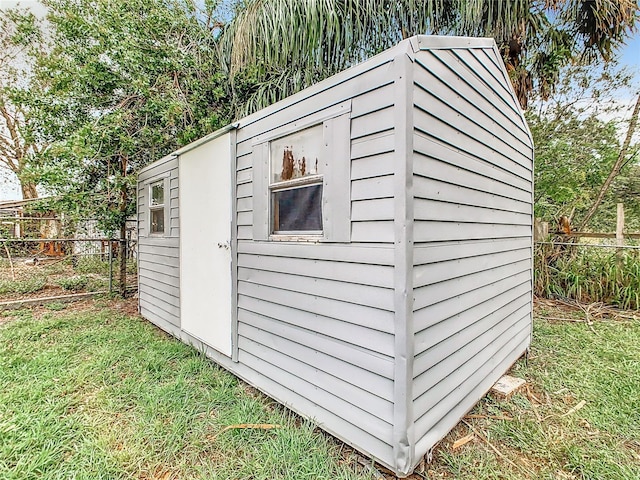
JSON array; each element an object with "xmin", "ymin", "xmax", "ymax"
[
  {"xmin": 108, "ymin": 240, "xmax": 113, "ymax": 294},
  {"xmin": 616, "ymin": 203, "xmax": 625, "ymax": 247},
  {"xmin": 616, "ymin": 203, "xmax": 625, "ymax": 275},
  {"xmin": 534, "ymin": 218, "xmax": 549, "ymax": 242}
]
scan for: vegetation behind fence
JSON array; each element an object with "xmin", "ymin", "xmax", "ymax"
[{"xmin": 535, "ymin": 241, "xmax": 640, "ymax": 310}]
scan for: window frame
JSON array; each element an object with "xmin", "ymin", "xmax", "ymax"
[
  {"xmin": 251, "ymin": 101, "xmax": 352, "ymax": 243},
  {"xmin": 148, "ymin": 178, "xmax": 168, "ymax": 236},
  {"xmin": 268, "ymin": 124, "xmax": 325, "ymax": 238}
]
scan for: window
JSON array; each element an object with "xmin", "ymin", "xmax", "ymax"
[
  {"xmin": 149, "ymin": 180, "xmax": 165, "ymax": 234},
  {"xmin": 252, "ymin": 104, "xmax": 351, "ymax": 243},
  {"xmin": 269, "ymin": 125, "xmax": 324, "ymax": 235}
]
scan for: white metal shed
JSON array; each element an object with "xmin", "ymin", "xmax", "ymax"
[{"xmin": 137, "ymin": 35, "xmax": 534, "ymax": 477}]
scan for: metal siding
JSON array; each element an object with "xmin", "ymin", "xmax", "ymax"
[
  {"xmin": 414, "ymin": 331, "xmax": 530, "ymax": 443},
  {"xmin": 413, "ymin": 247, "xmax": 531, "ymax": 290},
  {"xmin": 351, "ymin": 151, "xmax": 395, "ymax": 180},
  {"xmin": 323, "ymin": 113, "xmax": 352, "ymax": 242},
  {"xmin": 410, "ymin": 45, "xmax": 533, "ymax": 467},
  {"xmin": 414, "ymin": 303, "xmax": 531, "ymax": 392},
  {"xmin": 413, "ymin": 61, "xmax": 530, "ymax": 150},
  {"xmin": 238, "ymin": 280, "xmax": 393, "ymax": 333},
  {"xmin": 239, "ymin": 332, "xmax": 393, "ymax": 423},
  {"xmin": 414, "ymin": 287, "xmax": 531, "ymax": 361},
  {"xmin": 413, "ymin": 269, "xmax": 531, "ymax": 321},
  {"xmin": 414, "ymin": 335, "xmax": 529, "ymax": 456},
  {"xmin": 239, "ymin": 309, "xmax": 394, "ymax": 379},
  {"xmin": 138, "ymin": 157, "xmax": 181, "ymax": 327},
  {"xmin": 413, "ymin": 130, "xmax": 530, "ymax": 188},
  {"xmin": 237, "ymin": 267, "xmax": 394, "ymax": 312},
  {"xmin": 237, "ymin": 293, "xmax": 394, "ymax": 356},
  {"xmin": 231, "ymin": 49, "xmax": 402, "ymax": 471},
  {"xmin": 414, "ymin": 323, "xmax": 530, "ymax": 425}
]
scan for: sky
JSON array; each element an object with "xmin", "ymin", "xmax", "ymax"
[{"xmin": 0, "ymin": 1, "xmax": 639, "ymax": 200}]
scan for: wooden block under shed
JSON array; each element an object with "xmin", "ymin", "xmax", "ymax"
[{"xmin": 491, "ymin": 375, "xmax": 526, "ymax": 398}]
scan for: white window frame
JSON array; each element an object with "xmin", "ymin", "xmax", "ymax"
[
  {"xmin": 148, "ymin": 179, "xmax": 167, "ymax": 236},
  {"xmin": 252, "ymin": 101, "xmax": 352, "ymax": 243}
]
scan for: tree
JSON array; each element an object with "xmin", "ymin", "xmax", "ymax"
[
  {"xmin": 528, "ymin": 63, "xmax": 640, "ymax": 230},
  {"xmin": 36, "ymin": 0, "xmax": 230, "ymax": 293},
  {"xmin": 221, "ymin": 0, "xmax": 638, "ymax": 116},
  {"xmin": 0, "ymin": 8, "xmax": 48, "ymax": 199},
  {"xmin": 579, "ymin": 93, "xmax": 640, "ymax": 230}
]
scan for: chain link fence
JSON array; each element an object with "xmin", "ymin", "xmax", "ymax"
[{"xmin": 0, "ymin": 237, "xmax": 137, "ymax": 303}]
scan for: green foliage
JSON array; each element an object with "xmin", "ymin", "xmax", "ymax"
[
  {"xmin": 528, "ymin": 63, "xmax": 639, "ymax": 230},
  {"xmin": 535, "ymin": 244, "xmax": 640, "ymax": 309},
  {"xmin": 222, "ymin": 0, "xmax": 638, "ymax": 115},
  {"xmin": 25, "ymin": 0, "xmax": 232, "ymax": 232},
  {"xmin": 73, "ymin": 256, "xmax": 109, "ymax": 275},
  {"xmin": 0, "ymin": 8, "xmax": 49, "ymax": 199},
  {"xmin": 56, "ymin": 275, "xmax": 89, "ymax": 291},
  {"xmin": 0, "ymin": 275, "xmax": 46, "ymax": 294}
]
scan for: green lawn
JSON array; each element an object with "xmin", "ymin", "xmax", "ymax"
[
  {"xmin": 1, "ymin": 301, "xmax": 639, "ymax": 479},
  {"xmin": 0, "ymin": 303, "xmax": 371, "ymax": 480}
]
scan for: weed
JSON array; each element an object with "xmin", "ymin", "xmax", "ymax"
[
  {"xmin": 56, "ymin": 275, "xmax": 89, "ymax": 291},
  {"xmin": 535, "ymin": 244, "xmax": 640, "ymax": 309},
  {"xmin": 0, "ymin": 276, "xmax": 47, "ymax": 295},
  {"xmin": 46, "ymin": 302, "xmax": 67, "ymax": 311},
  {"xmin": 73, "ymin": 256, "xmax": 109, "ymax": 275}
]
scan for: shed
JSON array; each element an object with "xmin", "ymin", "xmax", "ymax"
[{"xmin": 137, "ymin": 35, "xmax": 533, "ymax": 477}]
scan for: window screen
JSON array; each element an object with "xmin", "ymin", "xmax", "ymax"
[{"xmin": 272, "ymin": 184, "xmax": 323, "ymax": 233}]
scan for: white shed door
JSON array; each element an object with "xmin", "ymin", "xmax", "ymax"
[{"xmin": 179, "ymin": 134, "xmax": 232, "ymax": 356}]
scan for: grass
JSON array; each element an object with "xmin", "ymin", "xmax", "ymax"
[
  {"xmin": 1, "ymin": 302, "xmax": 639, "ymax": 479},
  {"xmin": 431, "ymin": 306, "xmax": 640, "ymax": 479},
  {"xmin": 0, "ymin": 255, "xmax": 124, "ymax": 301},
  {"xmin": 0, "ymin": 306, "xmax": 371, "ymax": 480}
]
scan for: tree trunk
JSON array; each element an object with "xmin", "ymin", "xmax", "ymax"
[
  {"xmin": 578, "ymin": 94, "xmax": 640, "ymax": 231},
  {"xmin": 20, "ymin": 181, "xmax": 38, "ymax": 200}
]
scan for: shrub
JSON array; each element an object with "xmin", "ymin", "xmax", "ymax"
[{"xmin": 535, "ymin": 243, "xmax": 640, "ymax": 309}]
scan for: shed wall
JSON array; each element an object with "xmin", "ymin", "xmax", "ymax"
[
  {"xmin": 232, "ymin": 53, "xmax": 405, "ymax": 466},
  {"xmin": 137, "ymin": 157, "xmax": 181, "ymax": 327},
  {"xmin": 409, "ymin": 46, "xmax": 534, "ymax": 457}
]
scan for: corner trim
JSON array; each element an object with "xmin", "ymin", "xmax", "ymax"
[{"xmin": 392, "ymin": 50, "xmax": 415, "ymax": 476}]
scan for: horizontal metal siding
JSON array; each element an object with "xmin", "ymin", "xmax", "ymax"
[
  {"xmin": 238, "ymin": 324, "xmax": 393, "ymax": 429},
  {"xmin": 410, "ymin": 46, "xmax": 533, "ymax": 462},
  {"xmin": 138, "ymin": 158, "xmax": 180, "ymax": 327},
  {"xmin": 414, "ymin": 332, "xmax": 530, "ymax": 453},
  {"xmin": 233, "ymin": 59, "xmax": 399, "ymax": 468}
]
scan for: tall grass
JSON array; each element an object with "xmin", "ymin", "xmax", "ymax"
[{"xmin": 535, "ymin": 243, "xmax": 640, "ymax": 309}]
